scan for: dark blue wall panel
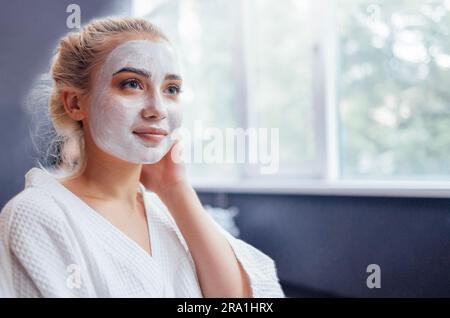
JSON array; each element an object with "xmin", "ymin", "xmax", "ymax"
[{"xmin": 199, "ymin": 192, "xmax": 450, "ymax": 297}]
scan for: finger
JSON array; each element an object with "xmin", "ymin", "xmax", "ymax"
[{"xmin": 170, "ymin": 137, "xmax": 185, "ymax": 164}]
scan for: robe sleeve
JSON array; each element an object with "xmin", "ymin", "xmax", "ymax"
[
  {"xmin": 143, "ymin": 188, "xmax": 286, "ymax": 298},
  {"xmin": 204, "ymin": 212, "xmax": 285, "ymax": 298},
  {"xmin": 0, "ymin": 188, "xmax": 93, "ymax": 298}
]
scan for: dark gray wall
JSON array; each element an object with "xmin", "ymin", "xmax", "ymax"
[{"xmin": 0, "ymin": 0, "xmax": 131, "ymax": 206}]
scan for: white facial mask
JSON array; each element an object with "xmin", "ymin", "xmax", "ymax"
[{"xmin": 88, "ymin": 40, "xmax": 183, "ymax": 164}]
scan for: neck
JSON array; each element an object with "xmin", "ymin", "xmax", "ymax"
[{"xmin": 71, "ymin": 134, "xmax": 142, "ymax": 204}]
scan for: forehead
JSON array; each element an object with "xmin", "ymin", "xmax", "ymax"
[{"xmin": 102, "ymin": 39, "xmax": 180, "ymax": 75}]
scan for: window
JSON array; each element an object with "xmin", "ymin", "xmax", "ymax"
[
  {"xmin": 338, "ymin": 0, "xmax": 450, "ymax": 180},
  {"xmin": 133, "ymin": 0, "xmax": 450, "ymax": 188}
]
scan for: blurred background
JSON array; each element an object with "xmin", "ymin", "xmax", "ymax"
[{"xmin": 1, "ymin": 0, "xmax": 450, "ymax": 297}]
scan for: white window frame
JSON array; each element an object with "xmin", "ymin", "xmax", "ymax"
[
  {"xmin": 238, "ymin": 0, "xmax": 325, "ymax": 180},
  {"xmin": 132, "ymin": 0, "xmax": 450, "ymax": 197}
]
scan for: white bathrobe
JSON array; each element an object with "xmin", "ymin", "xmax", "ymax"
[{"xmin": 0, "ymin": 168, "xmax": 284, "ymax": 298}]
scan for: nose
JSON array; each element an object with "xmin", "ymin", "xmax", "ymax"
[{"xmin": 141, "ymin": 94, "xmax": 168, "ymax": 120}]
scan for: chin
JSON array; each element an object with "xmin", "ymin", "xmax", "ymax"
[
  {"xmin": 141, "ymin": 156, "xmax": 164, "ymax": 164},
  {"xmin": 140, "ymin": 145, "xmax": 172, "ymax": 164}
]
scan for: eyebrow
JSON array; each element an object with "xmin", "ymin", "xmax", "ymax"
[
  {"xmin": 112, "ymin": 67, "xmax": 182, "ymax": 82},
  {"xmin": 112, "ymin": 67, "xmax": 150, "ymax": 78},
  {"xmin": 164, "ymin": 74, "xmax": 182, "ymax": 81}
]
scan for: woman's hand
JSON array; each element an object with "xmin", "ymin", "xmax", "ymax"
[
  {"xmin": 139, "ymin": 138, "xmax": 188, "ymax": 197},
  {"xmin": 140, "ymin": 137, "xmax": 252, "ymax": 297}
]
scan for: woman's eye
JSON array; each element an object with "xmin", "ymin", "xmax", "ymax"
[
  {"xmin": 121, "ymin": 79, "xmax": 143, "ymax": 90},
  {"xmin": 164, "ymin": 85, "xmax": 181, "ymax": 95}
]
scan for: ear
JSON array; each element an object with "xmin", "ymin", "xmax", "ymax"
[{"xmin": 61, "ymin": 90, "xmax": 86, "ymax": 121}]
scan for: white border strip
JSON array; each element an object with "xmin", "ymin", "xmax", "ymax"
[{"xmin": 192, "ymin": 179, "xmax": 450, "ymax": 198}]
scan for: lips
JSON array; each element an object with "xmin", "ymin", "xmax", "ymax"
[{"xmin": 133, "ymin": 127, "xmax": 168, "ymax": 144}]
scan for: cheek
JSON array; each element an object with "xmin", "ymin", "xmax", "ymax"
[
  {"xmin": 91, "ymin": 93, "xmax": 140, "ymax": 128},
  {"xmin": 167, "ymin": 103, "xmax": 183, "ymax": 129}
]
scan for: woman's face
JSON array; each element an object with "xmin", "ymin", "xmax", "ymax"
[{"xmin": 88, "ymin": 39, "xmax": 183, "ymax": 164}]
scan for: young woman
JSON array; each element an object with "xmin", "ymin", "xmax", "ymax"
[{"xmin": 0, "ymin": 17, "xmax": 284, "ymax": 298}]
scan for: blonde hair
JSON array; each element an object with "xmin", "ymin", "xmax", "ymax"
[{"xmin": 44, "ymin": 17, "xmax": 168, "ymax": 175}]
